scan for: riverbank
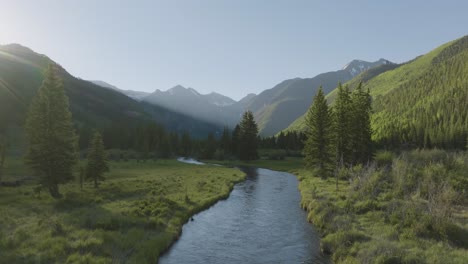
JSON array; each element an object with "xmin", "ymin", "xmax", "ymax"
[
  {"xmin": 0, "ymin": 158, "xmax": 245, "ymax": 263},
  {"xmin": 206, "ymin": 152, "xmax": 468, "ymax": 263}
]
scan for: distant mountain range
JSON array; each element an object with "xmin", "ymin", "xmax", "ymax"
[
  {"xmin": 143, "ymin": 85, "xmax": 241, "ymax": 127},
  {"xmin": 89, "ymin": 80, "xmax": 150, "ymax": 101},
  {"xmin": 286, "ymin": 35, "xmax": 468, "ymax": 148},
  {"xmin": 4, "ymin": 35, "xmax": 463, "ymax": 147},
  {"xmin": 242, "ymin": 58, "xmax": 392, "ymax": 135},
  {"xmin": 0, "ymin": 43, "xmax": 222, "ymax": 146},
  {"xmin": 91, "ymin": 59, "xmax": 391, "ymax": 136}
]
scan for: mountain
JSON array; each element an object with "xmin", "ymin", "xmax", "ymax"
[
  {"xmin": 237, "ymin": 93, "xmax": 257, "ymax": 108},
  {"xmin": 90, "ymin": 80, "xmax": 150, "ymax": 101},
  {"xmin": 286, "ymin": 35, "xmax": 468, "ymax": 148},
  {"xmin": 143, "ymin": 85, "xmax": 241, "ymax": 127},
  {"xmin": 0, "ymin": 43, "xmax": 222, "ymax": 146},
  {"xmin": 245, "ymin": 59, "xmax": 392, "ymax": 136}
]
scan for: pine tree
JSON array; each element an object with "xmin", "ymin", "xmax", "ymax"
[
  {"xmin": 333, "ymin": 83, "xmax": 353, "ymax": 166},
  {"xmin": 0, "ymin": 134, "xmax": 5, "ymax": 182},
  {"xmin": 231, "ymin": 125, "xmax": 241, "ymax": 157},
  {"xmin": 25, "ymin": 63, "xmax": 78, "ymax": 198},
  {"xmin": 350, "ymin": 83, "xmax": 373, "ymax": 164},
  {"xmin": 219, "ymin": 126, "xmax": 231, "ymax": 154},
  {"xmin": 85, "ymin": 131, "xmax": 109, "ymax": 188},
  {"xmin": 238, "ymin": 111, "xmax": 259, "ymax": 161},
  {"xmin": 181, "ymin": 132, "xmax": 192, "ymax": 157},
  {"xmin": 202, "ymin": 133, "xmax": 217, "ymax": 159},
  {"xmin": 303, "ymin": 87, "xmax": 334, "ymax": 178}
]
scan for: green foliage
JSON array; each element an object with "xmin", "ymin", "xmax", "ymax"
[
  {"xmin": 0, "ymin": 159, "xmax": 245, "ymax": 263},
  {"xmin": 287, "ymin": 36, "xmax": 468, "ymax": 151},
  {"xmin": 349, "ymin": 84, "xmax": 374, "ymax": 164},
  {"xmin": 85, "ymin": 132, "xmax": 109, "ymax": 188},
  {"xmin": 24, "ymin": 63, "xmax": 78, "ymax": 198},
  {"xmin": 333, "ymin": 83, "xmax": 353, "ymax": 165},
  {"xmin": 297, "ymin": 150, "xmax": 468, "ymax": 263},
  {"xmin": 0, "ymin": 134, "xmax": 6, "ymax": 181},
  {"xmin": 238, "ymin": 111, "xmax": 259, "ymax": 161},
  {"xmin": 201, "ymin": 133, "xmax": 217, "ymax": 159},
  {"xmin": 303, "ymin": 87, "xmax": 334, "ymax": 178}
]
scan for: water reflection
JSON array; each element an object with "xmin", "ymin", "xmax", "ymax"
[{"xmin": 159, "ymin": 167, "xmax": 328, "ymax": 264}]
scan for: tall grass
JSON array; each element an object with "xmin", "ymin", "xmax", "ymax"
[
  {"xmin": 0, "ymin": 159, "xmax": 245, "ymax": 263},
  {"xmin": 297, "ymin": 149, "xmax": 468, "ymax": 263}
]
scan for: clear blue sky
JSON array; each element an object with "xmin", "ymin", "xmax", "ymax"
[{"xmin": 1, "ymin": 0, "xmax": 467, "ymax": 100}]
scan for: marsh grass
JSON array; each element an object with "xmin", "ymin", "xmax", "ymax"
[
  {"xmin": 296, "ymin": 150, "xmax": 468, "ymax": 263},
  {"xmin": 228, "ymin": 150, "xmax": 468, "ymax": 263},
  {"xmin": 0, "ymin": 159, "xmax": 245, "ymax": 263}
]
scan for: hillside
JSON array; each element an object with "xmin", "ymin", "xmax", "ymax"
[
  {"xmin": 90, "ymin": 80, "xmax": 150, "ymax": 101},
  {"xmin": 246, "ymin": 59, "xmax": 391, "ymax": 136},
  {"xmin": 0, "ymin": 44, "xmax": 221, "ymax": 148},
  {"xmin": 143, "ymin": 85, "xmax": 241, "ymax": 127},
  {"xmin": 285, "ymin": 36, "xmax": 468, "ymax": 148}
]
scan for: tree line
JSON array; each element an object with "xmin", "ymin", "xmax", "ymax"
[
  {"xmin": 372, "ymin": 42, "xmax": 468, "ymax": 149},
  {"xmin": 21, "ymin": 63, "xmax": 260, "ymax": 198},
  {"xmin": 303, "ymin": 83, "xmax": 373, "ymax": 179}
]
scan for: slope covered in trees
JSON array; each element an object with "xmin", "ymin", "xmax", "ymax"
[
  {"xmin": 286, "ymin": 35, "xmax": 468, "ymax": 149},
  {"xmin": 0, "ymin": 44, "xmax": 221, "ymax": 150}
]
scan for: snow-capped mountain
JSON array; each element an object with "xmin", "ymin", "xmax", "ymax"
[{"xmin": 342, "ymin": 58, "xmax": 392, "ymax": 77}]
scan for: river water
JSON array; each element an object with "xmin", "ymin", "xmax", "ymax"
[{"xmin": 159, "ymin": 162, "xmax": 327, "ymax": 264}]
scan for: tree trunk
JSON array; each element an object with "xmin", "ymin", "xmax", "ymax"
[{"xmin": 48, "ymin": 184, "xmax": 62, "ymax": 199}]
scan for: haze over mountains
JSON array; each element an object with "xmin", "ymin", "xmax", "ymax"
[
  {"xmin": 2, "ymin": 35, "xmax": 466, "ymax": 147},
  {"xmin": 0, "ymin": 43, "xmax": 221, "ymax": 147},
  {"xmin": 92, "ymin": 59, "xmax": 392, "ymax": 136}
]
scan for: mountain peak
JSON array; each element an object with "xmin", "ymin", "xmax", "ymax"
[
  {"xmin": 0, "ymin": 43, "xmax": 36, "ymax": 54},
  {"xmin": 342, "ymin": 58, "xmax": 392, "ymax": 77}
]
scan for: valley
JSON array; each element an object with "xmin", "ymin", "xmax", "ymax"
[{"xmin": 1, "ymin": 3, "xmax": 467, "ymax": 263}]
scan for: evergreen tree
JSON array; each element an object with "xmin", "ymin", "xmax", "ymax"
[
  {"xmin": 0, "ymin": 134, "xmax": 5, "ymax": 182},
  {"xmin": 350, "ymin": 83, "xmax": 373, "ymax": 164},
  {"xmin": 25, "ymin": 63, "xmax": 78, "ymax": 198},
  {"xmin": 333, "ymin": 83, "xmax": 353, "ymax": 165},
  {"xmin": 181, "ymin": 132, "xmax": 192, "ymax": 157},
  {"xmin": 219, "ymin": 127, "xmax": 231, "ymax": 155},
  {"xmin": 85, "ymin": 131, "xmax": 109, "ymax": 188},
  {"xmin": 231, "ymin": 125, "xmax": 241, "ymax": 157},
  {"xmin": 238, "ymin": 111, "xmax": 259, "ymax": 161},
  {"xmin": 202, "ymin": 133, "xmax": 217, "ymax": 159},
  {"xmin": 303, "ymin": 87, "xmax": 334, "ymax": 178}
]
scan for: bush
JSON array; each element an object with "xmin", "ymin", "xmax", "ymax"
[
  {"xmin": 374, "ymin": 151, "xmax": 394, "ymax": 168},
  {"xmin": 320, "ymin": 230, "xmax": 368, "ymax": 258}
]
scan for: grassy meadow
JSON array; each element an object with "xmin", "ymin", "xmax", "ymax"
[
  {"xmin": 0, "ymin": 158, "xmax": 245, "ymax": 263},
  {"xmin": 215, "ymin": 150, "xmax": 468, "ymax": 263}
]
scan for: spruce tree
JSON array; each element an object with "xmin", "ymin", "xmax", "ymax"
[
  {"xmin": 181, "ymin": 132, "xmax": 192, "ymax": 157},
  {"xmin": 219, "ymin": 126, "xmax": 231, "ymax": 155},
  {"xmin": 202, "ymin": 132, "xmax": 217, "ymax": 159},
  {"xmin": 86, "ymin": 131, "xmax": 109, "ymax": 188},
  {"xmin": 303, "ymin": 87, "xmax": 334, "ymax": 178},
  {"xmin": 0, "ymin": 134, "xmax": 5, "ymax": 182},
  {"xmin": 238, "ymin": 111, "xmax": 259, "ymax": 161},
  {"xmin": 25, "ymin": 63, "xmax": 77, "ymax": 198},
  {"xmin": 350, "ymin": 83, "xmax": 373, "ymax": 164},
  {"xmin": 231, "ymin": 125, "xmax": 241, "ymax": 157},
  {"xmin": 333, "ymin": 83, "xmax": 353, "ymax": 166}
]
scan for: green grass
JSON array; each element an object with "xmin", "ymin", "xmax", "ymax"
[
  {"xmin": 0, "ymin": 158, "xmax": 245, "ymax": 263},
  {"xmin": 296, "ymin": 150, "xmax": 468, "ymax": 263},
  {"xmin": 209, "ymin": 151, "xmax": 468, "ymax": 263}
]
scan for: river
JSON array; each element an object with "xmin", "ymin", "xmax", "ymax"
[{"xmin": 160, "ymin": 161, "xmax": 327, "ymax": 263}]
